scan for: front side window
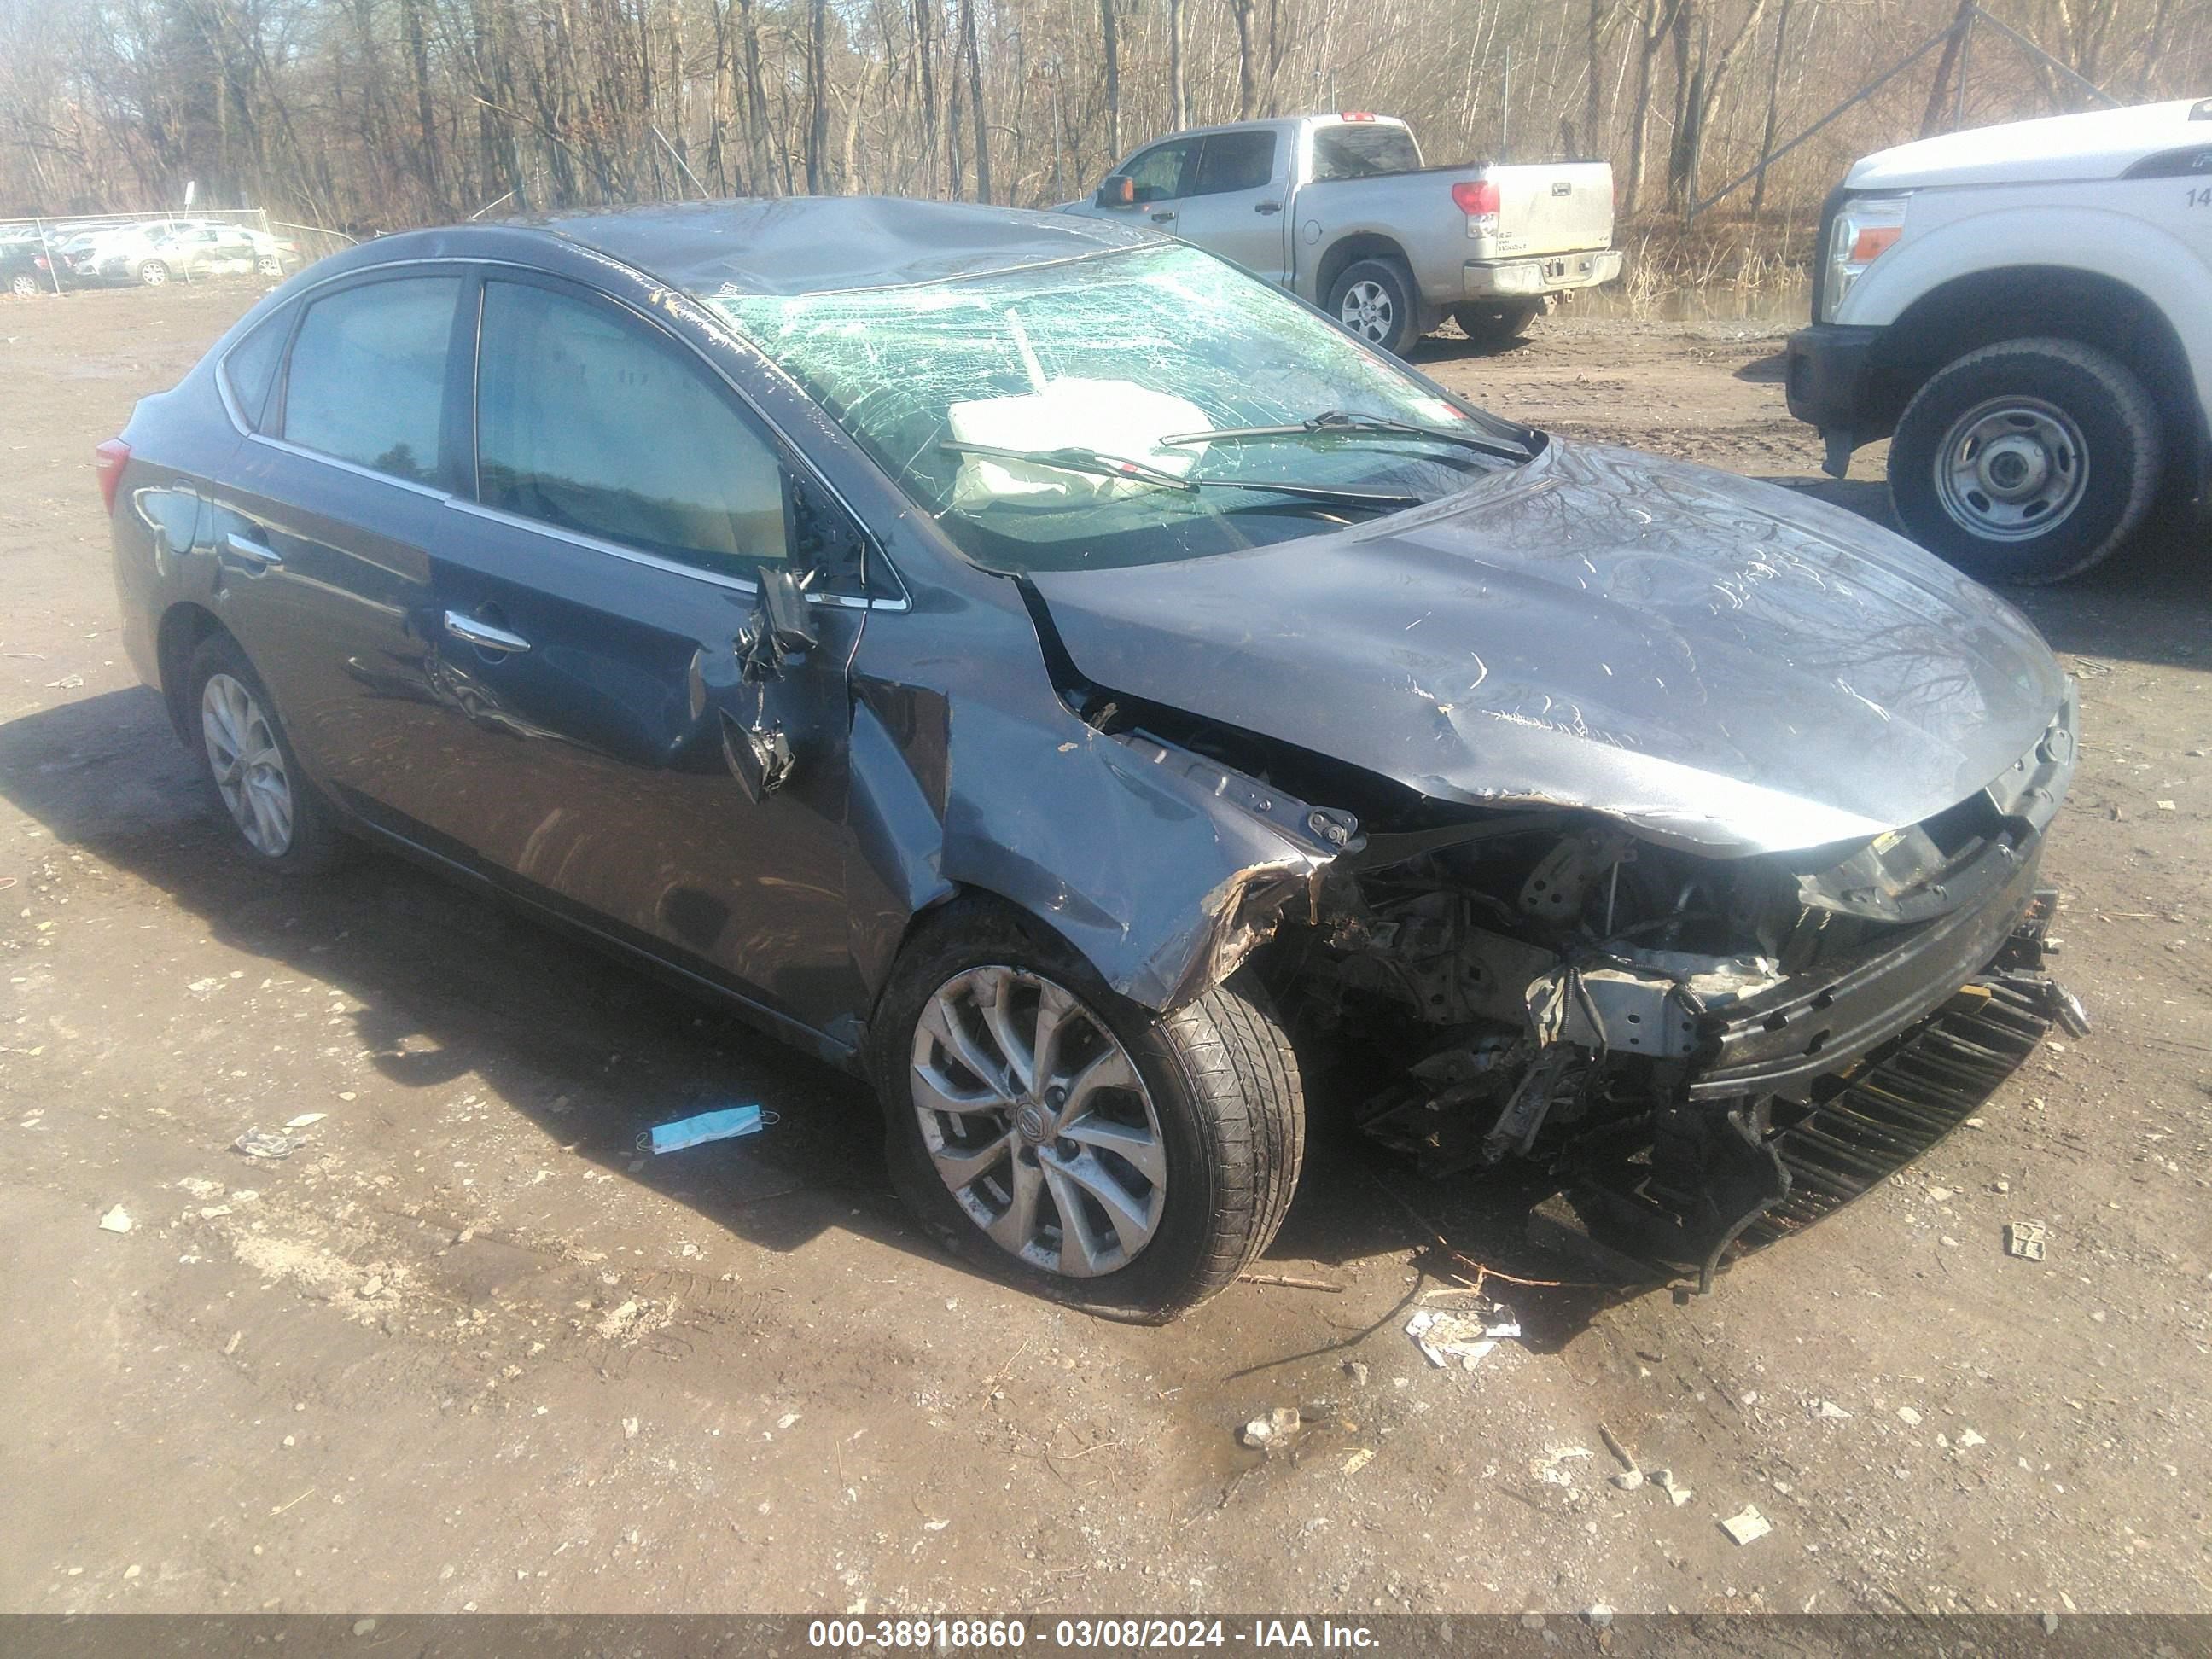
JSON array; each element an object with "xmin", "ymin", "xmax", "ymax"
[
  {"xmin": 1193, "ymin": 131, "xmax": 1277, "ymax": 196},
  {"xmin": 719, "ymin": 243, "xmax": 1528, "ymax": 576},
  {"xmin": 475, "ymin": 279, "xmax": 789, "ymax": 581},
  {"xmin": 282, "ymin": 276, "xmax": 459, "ymax": 485},
  {"xmin": 1121, "ymin": 142, "xmax": 1194, "ymax": 203}
]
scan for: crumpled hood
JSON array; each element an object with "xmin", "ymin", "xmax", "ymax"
[{"xmin": 1027, "ymin": 440, "xmax": 2068, "ymax": 856}]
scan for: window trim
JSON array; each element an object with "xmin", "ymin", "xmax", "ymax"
[{"xmin": 218, "ymin": 253, "xmax": 910, "ymax": 611}]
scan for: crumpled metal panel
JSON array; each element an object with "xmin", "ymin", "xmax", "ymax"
[
  {"xmin": 841, "ymin": 600, "xmax": 1346, "ymax": 1017},
  {"xmin": 1028, "ymin": 440, "xmax": 2068, "ymax": 857}
]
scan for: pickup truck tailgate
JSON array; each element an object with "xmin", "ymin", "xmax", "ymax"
[{"xmin": 1495, "ymin": 162, "xmax": 1613, "ymax": 257}]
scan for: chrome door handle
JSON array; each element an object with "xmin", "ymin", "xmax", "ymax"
[
  {"xmin": 1150, "ymin": 211, "xmax": 1177, "ymax": 224},
  {"xmin": 1254, "ymin": 201, "xmax": 1282, "ymax": 215},
  {"xmin": 443, "ymin": 610, "xmax": 532, "ymax": 655},
  {"xmin": 224, "ymin": 532, "xmax": 282, "ymax": 568}
]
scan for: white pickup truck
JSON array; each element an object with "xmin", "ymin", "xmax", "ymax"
[
  {"xmin": 1785, "ymin": 96, "xmax": 2212, "ymax": 583},
  {"xmin": 1062, "ymin": 113, "xmax": 1621, "ymax": 358}
]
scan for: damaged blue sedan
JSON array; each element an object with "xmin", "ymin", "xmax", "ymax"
[{"xmin": 102, "ymin": 198, "xmax": 2083, "ymax": 1315}]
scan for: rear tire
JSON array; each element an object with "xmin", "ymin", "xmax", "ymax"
[
  {"xmin": 1452, "ymin": 300, "xmax": 1540, "ymax": 348},
  {"xmin": 1888, "ymin": 337, "xmax": 2163, "ymax": 585},
  {"xmin": 137, "ymin": 259, "xmax": 171, "ymax": 288},
  {"xmin": 870, "ymin": 897, "xmax": 1304, "ymax": 1319},
  {"xmin": 186, "ymin": 633, "xmax": 345, "ymax": 876},
  {"xmin": 1327, "ymin": 257, "xmax": 1423, "ymax": 358},
  {"xmin": 8, "ymin": 272, "xmax": 39, "ymax": 299}
]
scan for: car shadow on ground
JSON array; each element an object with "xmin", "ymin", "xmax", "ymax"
[{"xmin": 1, "ymin": 684, "xmax": 1668, "ymax": 1344}]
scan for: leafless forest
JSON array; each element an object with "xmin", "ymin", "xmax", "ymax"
[{"xmin": 2, "ymin": 0, "xmax": 2207, "ymax": 234}]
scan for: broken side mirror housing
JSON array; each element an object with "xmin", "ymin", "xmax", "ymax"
[
  {"xmin": 1096, "ymin": 175, "xmax": 1136, "ymax": 207},
  {"xmin": 737, "ymin": 563, "xmax": 818, "ymax": 683}
]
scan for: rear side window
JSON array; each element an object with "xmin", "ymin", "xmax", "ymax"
[
  {"xmin": 1310, "ymin": 125, "xmax": 1421, "ymax": 181},
  {"xmin": 282, "ymin": 276, "xmax": 459, "ymax": 485},
  {"xmin": 1193, "ymin": 131, "xmax": 1277, "ymax": 196},
  {"xmin": 474, "ymin": 280, "xmax": 789, "ymax": 581},
  {"xmin": 222, "ymin": 309, "xmax": 291, "ymax": 430}
]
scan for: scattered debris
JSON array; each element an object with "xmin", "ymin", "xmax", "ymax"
[
  {"xmin": 1720, "ymin": 1505, "xmax": 1773, "ymax": 1545},
  {"xmin": 1814, "ymin": 1400, "xmax": 1852, "ymax": 1420},
  {"xmin": 1240, "ymin": 1407, "xmax": 1303, "ymax": 1452},
  {"xmin": 1342, "ymin": 1447, "xmax": 1374, "ymax": 1476},
  {"xmin": 1586, "ymin": 1605, "xmax": 1613, "ymax": 1629},
  {"xmin": 97, "ymin": 1204, "xmax": 132, "ymax": 1234},
  {"xmin": 284, "ymin": 1113, "xmax": 327, "ymax": 1130},
  {"xmin": 1406, "ymin": 1305, "xmax": 1520, "ymax": 1371},
  {"xmin": 1653, "ymin": 1468, "xmax": 1694, "ymax": 1507},
  {"xmin": 1925, "ymin": 1186, "xmax": 1953, "ymax": 1202},
  {"xmin": 1897, "ymin": 1406, "xmax": 1923, "ymax": 1426},
  {"xmin": 637, "ymin": 1103, "xmax": 771, "ymax": 1155},
  {"xmin": 1958, "ymin": 1428, "xmax": 1986, "ymax": 1449},
  {"xmin": 2156, "ymin": 800, "xmax": 2175, "ymax": 812},
  {"xmin": 1342, "ymin": 1361, "xmax": 1369, "ymax": 1387},
  {"xmin": 2005, "ymin": 1220, "xmax": 2050, "ymax": 1261},
  {"xmin": 1532, "ymin": 1445, "xmax": 1592, "ymax": 1487},
  {"xmin": 1237, "ymin": 1272, "xmax": 1343, "ymax": 1292},
  {"xmin": 233, "ymin": 1129, "xmax": 306, "ymax": 1160},
  {"xmin": 1610, "ymin": 1470, "xmax": 1644, "ymax": 1491}
]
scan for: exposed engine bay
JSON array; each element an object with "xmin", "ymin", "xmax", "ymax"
[{"xmin": 1118, "ymin": 684, "xmax": 2084, "ymax": 1290}]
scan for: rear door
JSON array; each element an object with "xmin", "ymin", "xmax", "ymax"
[
  {"xmin": 1168, "ymin": 130, "xmax": 1289, "ymax": 281},
  {"xmin": 204, "ymin": 269, "xmax": 465, "ymax": 821},
  {"xmin": 411, "ymin": 270, "xmax": 873, "ymax": 1028}
]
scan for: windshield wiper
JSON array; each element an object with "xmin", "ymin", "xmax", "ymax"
[
  {"xmin": 1161, "ymin": 409, "xmax": 1533, "ymax": 463},
  {"xmin": 938, "ymin": 440, "xmax": 1423, "ymax": 511}
]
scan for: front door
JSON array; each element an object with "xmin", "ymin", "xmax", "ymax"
[{"xmin": 410, "ymin": 271, "xmax": 871, "ymax": 1033}]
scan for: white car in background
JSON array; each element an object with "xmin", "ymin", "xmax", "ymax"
[{"xmin": 1785, "ymin": 96, "xmax": 2212, "ymax": 583}]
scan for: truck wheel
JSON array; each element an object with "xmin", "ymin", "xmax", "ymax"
[
  {"xmin": 1889, "ymin": 338, "xmax": 2163, "ymax": 585},
  {"xmin": 1452, "ymin": 300, "xmax": 1540, "ymax": 348},
  {"xmin": 1328, "ymin": 258, "xmax": 1422, "ymax": 358},
  {"xmin": 870, "ymin": 897, "xmax": 1304, "ymax": 1319}
]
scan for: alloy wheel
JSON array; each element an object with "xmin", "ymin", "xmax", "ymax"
[
  {"xmin": 909, "ymin": 964, "xmax": 1167, "ymax": 1278},
  {"xmin": 140, "ymin": 260, "xmax": 169, "ymax": 287},
  {"xmin": 1934, "ymin": 396, "xmax": 2090, "ymax": 542},
  {"xmin": 201, "ymin": 672, "xmax": 294, "ymax": 856},
  {"xmin": 9, "ymin": 274, "xmax": 38, "ymax": 299},
  {"xmin": 1338, "ymin": 278, "xmax": 1394, "ymax": 344}
]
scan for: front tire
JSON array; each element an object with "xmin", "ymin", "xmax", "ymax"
[
  {"xmin": 1888, "ymin": 337, "xmax": 2163, "ymax": 585},
  {"xmin": 1327, "ymin": 257, "xmax": 1422, "ymax": 358},
  {"xmin": 187, "ymin": 633, "xmax": 344, "ymax": 875},
  {"xmin": 870, "ymin": 899, "xmax": 1304, "ymax": 1318},
  {"xmin": 8, "ymin": 272, "xmax": 40, "ymax": 299},
  {"xmin": 137, "ymin": 259, "xmax": 171, "ymax": 288}
]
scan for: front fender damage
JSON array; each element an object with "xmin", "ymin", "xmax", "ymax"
[{"xmin": 842, "ymin": 675, "xmax": 1359, "ymax": 1018}]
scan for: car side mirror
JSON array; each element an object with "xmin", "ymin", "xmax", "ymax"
[
  {"xmin": 1096, "ymin": 175, "xmax": 1136, "ymax": 207},
  {"xmin": 737, "ymin": 564, "xmax": 817, "ymax": 682}
]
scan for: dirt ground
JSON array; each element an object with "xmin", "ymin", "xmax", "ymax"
[{"xmin": 3, "ymin": 281, "xmax": 2208, "ymax": 1621}]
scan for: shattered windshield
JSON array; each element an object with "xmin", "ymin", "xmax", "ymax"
[{"xmin": 714, "ymin": 243, "xmax": 1531, "ymax": 574}]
